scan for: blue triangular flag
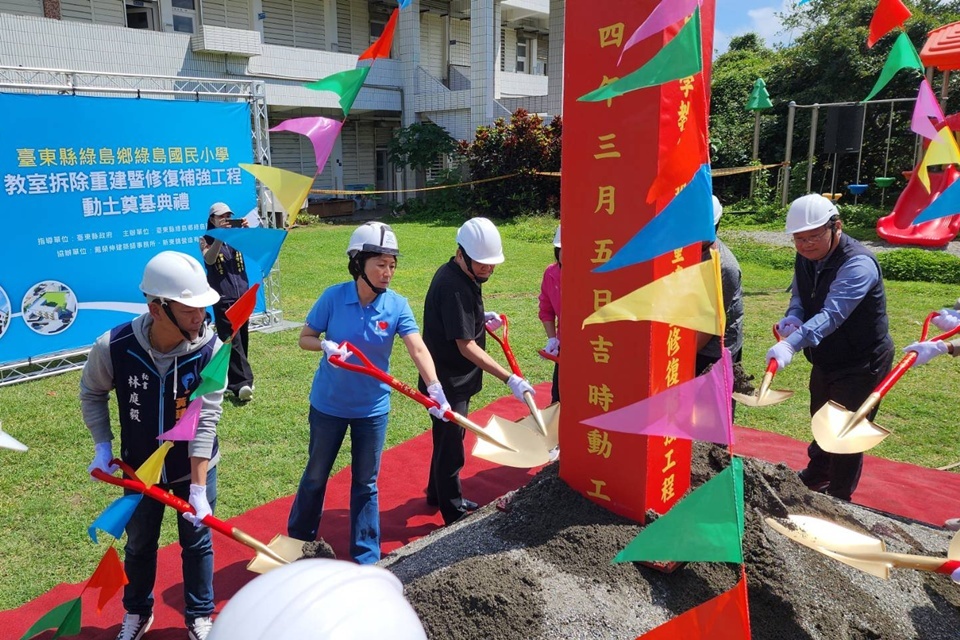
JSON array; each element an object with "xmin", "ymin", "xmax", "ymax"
[
  {"xmin": 206, "ymin": 228, "xmax": 288, "ymax": 280},
  {"xmin": 913, "ymin": 178, "xmax": 960, "ymax": 224},
  {"xmin": 594, "ymin": 164, "xmax": 716, "ymax": 273},
  {"xmin": 88, "ymin": 494, "xmax": 142, "ymax": 543}
]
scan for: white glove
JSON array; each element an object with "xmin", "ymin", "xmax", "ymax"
[
  {"xmin": 88, "ymin": 441, "xmax": 118, "ymax": 477},
  {"xmin": 320, "ymin": 339, "xmax": 351, "ymax": 367},
  {"xmin": 507, "ymin": 374, "xmax": 535, "ymax": 401},
  {"xmin": 932, "ymin": 309, "xmax": 960, "ymax": 332},
  {"xmin": 544, "ymin": 337, "xmax": 560, "ymax": 356},
  {"xmin": 766, "ymin": 341, "xmax": 795, "ymax": 370},
  {"xmin": 952, "ymin": 567, "xmax": 960, "ymax": 584},
  {"xmin": 182, "ymin": 484, "xmax": 211, "ymax": 528},
  {"xmin": 904, "ymin": 340, "xmax": 949, "ymax": 366},
  {"xmin": 426, "ymin": 382, "xmax": 451, "ymax": 422},
  {"xmin": 484, "ymin": 311, "xmax": 503, "ymax": 332},
  {"xmin": 776, "ymin": 315, "xmax": 803, "ymax": 338}
]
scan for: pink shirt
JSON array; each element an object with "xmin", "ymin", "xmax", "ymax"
[{"xmin": 538, "ymin": 262, "xmax": 561, "ymax": 340}]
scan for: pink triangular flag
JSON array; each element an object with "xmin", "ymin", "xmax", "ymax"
[
  {"xmin": 269, "ymin": 117, "xmax": 344, "ymax": 172},
  {"xmin": 580, "ymin": 349, "xmax": 734, "ymax": 444},
  {"xmin": 158, "ymin": 397, "xmax": 202, "ymax": 441},
  {"xmin": 619, "ymin": 0, "xmax": 702, "ymax": 66},
  {"xmin": 912, "ymin": 79, "xmax": 946, "ymax": 141}
]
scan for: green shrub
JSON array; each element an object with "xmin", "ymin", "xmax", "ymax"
[
  {"xmin": 392, "ymin": 169, "xmax": 470, "ymax": 224},
  {"xmin": 877, "ymin": 249, "xmax": 960, "ymax": 285},
  {"xmin": 728, "ymin": 239, "xmax": 796, "ymax": 269}
]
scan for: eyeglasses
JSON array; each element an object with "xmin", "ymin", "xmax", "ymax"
[{"xmin": 792, "ymin": 226, "xmax": 831, "ymax": 245}]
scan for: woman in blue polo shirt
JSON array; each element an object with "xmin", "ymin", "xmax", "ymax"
[{"xmin": 287, "ymin": 222, "xmax": 449, "ymax": 564}]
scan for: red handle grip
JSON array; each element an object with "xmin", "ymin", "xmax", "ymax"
[
  {"xmin": 875, "ymin": 312, "xmax": 960, "ymax": 398},
  {"xmin": 484, "ymin": 314, "xmax": 522, "ymax": 376},
  {"xmin": 538, "ymin": 349, "xmax": 559, "ymax": 363}
]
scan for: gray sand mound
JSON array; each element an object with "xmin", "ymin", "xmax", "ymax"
[{"xmin": 381, "ymin": 444, "xmax": 960, "ymax": 639}]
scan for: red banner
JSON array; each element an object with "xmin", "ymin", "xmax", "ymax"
[{"xmin": 560, "ymin": 0, "xmax": 716, "ymax": 521}]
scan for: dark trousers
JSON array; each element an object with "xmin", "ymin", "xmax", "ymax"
[
  {"xmin": 804, "ymin": 347, "xmax": 894, "ymax": 501},
  {"xmin": 212, "ymin": 299, "xmax": 254, "ymax": 394},
  {"xmin": 551, "ymin": 362, "xmax": 560, "ymax": 404},
  {"xmin": 426, "ymin": 398, "xmax": 470, "ymax": 525}
]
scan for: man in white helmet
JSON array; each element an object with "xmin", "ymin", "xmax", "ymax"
[
  {"xmin": 767, "ymin": 194, "xmax": 893, "ymax": 501},
  {"xmin": 419, "ymin": 217, "xmax": 535, "ymax": 525},
  {"xmin": 81, "ymin": 250, "xmax": 225, "ymax": 640}
]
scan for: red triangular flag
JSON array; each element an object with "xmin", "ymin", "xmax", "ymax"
[
  {"xmin": 83, "ymin": 547, "xmax": 128, "ymax": 614},
  {"xmin": 646, "ymin": 110, "xmax": 705, "ymax": 205},
  {"xmin": 225, "ymin": 283, "xmax": 260, "ymax": 339},
  {"xmin": 867, "ymin": 0, "xmax": 911, "ymax": 48},
  {"xmin": 359, "ymin": 8, "xmax": 399, "ymax": 60},
  {"xmin": 636, "ymin": 576, "xmax": 751, "ymax": 639}
]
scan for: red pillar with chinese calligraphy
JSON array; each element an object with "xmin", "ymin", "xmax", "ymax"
[{"xmin": 559, "ymin": 0, "xmax": 716, "ymax": 522}]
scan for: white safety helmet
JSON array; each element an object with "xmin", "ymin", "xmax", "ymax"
[
  {"xmin": 552, "ymin": 226, "xmax": 561, "ymax": 248},
  {"xmin": 139, "ymin": 251, "xmax": 220, "ymax": 308},
  {"xmin": 785, "ymin": 194, "xmax": 838, "ymax": 234},
  {"xmin": 456, "ymin": 217, "xmax": 504, "ymax": 265},
  {"xmin": 346, "ymin": 221, "xmax": 399, "ymax": 258},
  {"xmin": 712, "ymin": 195, "xmax": 723, "ymax": 226},
  {"xmin": 207, "ymin": 559, "xmax": 427, "ymax": 640}
]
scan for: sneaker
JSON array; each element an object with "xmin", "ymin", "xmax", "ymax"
[
  {"xmin": 945, "ymin": 518, "xmax": 960, "ymax": 531},
  {"xmin": 187, "ymin": 616, "xmax": 214, "ymax": 640},
  {"xmin": 237, "ymin": 385, "xmax": 253, "ymax": 402},
  {"xmin": 116, "ymin": 613, "xmax": 153, "ymax": 640}
]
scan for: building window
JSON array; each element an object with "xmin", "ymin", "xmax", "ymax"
[
  {"xmin": 500, "ymin": 28, "xmax": 505, "ymax": 72},
  {"xmin": 516, "ymin": 36, "xmax": 527, "ymax": 73},
  {"xmin": 125, "ymin": 0, "xmax": 160, "ymax": 31},
  {"xmin": 171, "ymin": 0, "xmax": 197, "ymax": 33}
]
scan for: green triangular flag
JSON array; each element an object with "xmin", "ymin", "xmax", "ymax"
[
  {"xmin": 20, "ymin": 597, "xmax": 82, "ymax": 640},
  {"xmin": 613, "ymin": 457, "xmax": 745, "ymax": 564},
  {"xmin": 189, "ymin": 342, "xmax": 231, "ymax": 400},
  {"xmin": 863, "ymin": 32, "xmax": 923, "ymax": 102},
  {"xmin": 579, "ymin": 8, "xmax": 702, "ymax": 102},
  {"xmin": 746, "ymin": 77, "xmax": 773, "ymax": 111},
  {"xmin": 304, "ymin": 66, "xmax": 372, "ymax": 117}
]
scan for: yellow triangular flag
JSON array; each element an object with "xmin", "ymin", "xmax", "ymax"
[
  {"xmin": 239, "ymin": 163, "xmax": 314, "ymax": 227},
  {"xmin": 917, "ymin": 127, "xmax": 960, "ymax": 193},
  {"xmin": 582, "ymin": 250, "xmax": 725, "ymax": 335},
  {"xmin": 135, "ymin": 441, "xmax": 174, "ymax": 487}
]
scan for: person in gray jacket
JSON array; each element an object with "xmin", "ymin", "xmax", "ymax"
[{"xmin": 81, "ymin": 251, "xmax": 225, "ymax": 640}]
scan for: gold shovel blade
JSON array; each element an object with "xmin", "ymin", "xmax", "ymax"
[
  {"xmin": 811, "ymin": 401, "xmax": 891, "ymax": 454},
  {"xmin": 732, "ymin": 388, "xmax": 794, "ymax": 407},
  {"xmin": 765, "ymin": 515, "xmax": 890, "ymax": 579},
  {"xmin": 246, "ymin": 533, "xmax": 310, "ymax": 574},
  {"xmin": 472, "ymin": 414, "xmax": 554, "ymax": 468},
  {"xmin": 514, "ymin": 402, "xmax": 560, "ymax": 450}
]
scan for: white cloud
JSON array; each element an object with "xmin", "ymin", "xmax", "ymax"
[{"xmin": 715, "ymin": 1, "xmax": 801, "ymax": 54}]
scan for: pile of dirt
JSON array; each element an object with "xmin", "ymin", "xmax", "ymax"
[{"xmin": 382, "ymin": 444, "xmax": 960, "ymax": 639}]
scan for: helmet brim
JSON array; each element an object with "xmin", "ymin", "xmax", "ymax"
[{"xmin": 172, "ymin": 289, "xmax": 221, "ymax": 308}]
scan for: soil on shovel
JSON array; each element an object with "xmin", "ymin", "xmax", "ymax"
[
  {"xmin": 299, "ymin": 538, "xmax": 336, "ymax": 560},
  {"xmin": 382, "ymin": 443, "xmax": 960, "ymax": 639}
]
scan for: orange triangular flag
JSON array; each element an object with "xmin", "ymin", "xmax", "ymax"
[
  {"xmin": 360, "ymin": 8, "xmax": 399, "ymax": 60},
  {"xmin": 637, "ymin": 576, "xmax": 751, "ymax": 639},
  {"xmin": 867, "ymin": 0, "xmax": 911, "ymax": 48},
  {"xmin": 646, "ymin": 111, "xmax": 705, "ymax": 205},
  {"xmin": 84, "ymin": 547, "xmax": 128, "ymax": 614},
  {"xmin": 224, "ymin": 283, "xmax": 260, "ymax": 339}
]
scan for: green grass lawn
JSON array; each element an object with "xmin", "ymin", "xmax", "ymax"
[{"xmin": 1, "ymin": 214, "xmax": 958, "ymax": 611}]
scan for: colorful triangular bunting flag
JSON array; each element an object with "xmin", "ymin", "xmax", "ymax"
[
  {"xmin": 136, "ymin": 441, "xmax": 174, "ymax": 487},
  {"xmin": 912, "ymin": 79, "xmax": 945, "ymax": 141},
  {"xmin": 88, "ymin": 494, "xmax": 142, "ymax": 543},
  {"xmin": 599, "ymin": 164, "xmax": 715, "ymax": 272},
  {"xmin": 647, "ymin": 109, "xmax": 705, "ymax": 205},
  {"xmin": 579, "ymin": 9, "xmax": 702, "ymax": 102},
  {"xmin": 84, "ymin": 547, "xmax": 128, "ymax": 614},
  {"xmin": 238, "ymin": 164, "xmax": 313, "ymax": 228},
  {"xmin": 636, "ymin": 576, "xmax": 751, "ymax": 639},
  {"xmin": 206, "ymin": 228, "xmax": 287, "ymax": 280},
  {"xmin": 158, "ymin": 397, "xmax": 202, "ymax": 442},
  {"xmin": 190, "ymin": 343, "xmax": 232, "ymax": 401},
  {"xmin": 615, "ymin": 457, "xmax": 745, "ymax": 563},
  {"xmin": 269, "ymin": 117, "xmax": 343, "ymax": 172},
  {"xmin": 867, "ymin": 0, "xmax": 911, "ymax": 48},
  {"xmin": 912, "ymin": 175, "xmax": 960, "ymax": 224},
  {"xmin": 360, "ymin": 8, "xmax": 399, "ymax": 60},
  {"xmin": 618, "ymin": 0, "xmax": 701, "ymax": 65},
  {"xmin": 224, "ymin": 283, "xmax": 260, "ymax": 338},
  {"xmin": 582, "ymin": 250, "xmax": 725, "ymax": 336},
  {"xmin": 303, "ymin": 66, "xmax": 372, "ymax": 117},
  {"xmin": 19, "ymin": 597, "xmax": 82, "ymax": 640},
  {"xmin": 863, "ymin": 32, "xmax": 923, "ymax": 102},
  {"xmin": 917, "ymin": 127, "xmax": 960, "ymax": 193}
]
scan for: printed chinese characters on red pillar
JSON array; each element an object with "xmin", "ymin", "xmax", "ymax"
[{"xmin": 560, "ymin": 0, "xmax": 716, "ymax": 521}]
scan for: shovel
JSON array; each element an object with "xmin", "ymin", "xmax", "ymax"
[
  {"xmin": 538, "ymin": 349, "xmax": 559, "ymax": 363},
  {"xmin": 484, "ymin": 314, "xmax": 548, "ymax": 437},
  {"xmin": 329, "ymin": 342, "xmax": 553, "ymax": 468},
  {"xmin": 811, "ymin": 312, "xmax": 960, "ymax": 454},
  {"xmin": 732, "ymin": 324, "xmax": 795, "ymax": 407},
  {"xmin": 765, "ymin": 514, "xmax": 960, "ymax": 580},
  {"xmin": 92, "ymin": 462, "xmax": 305, "ymax": 574}
]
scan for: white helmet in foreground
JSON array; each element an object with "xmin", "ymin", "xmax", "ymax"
[
  {"xmin": 552, "ymin": 226, "xmax": 561, "ymax": 248},
  {"xmin": 712, "ymin": 196, "xmax": 723, "ymax": 226},
  {"xmin": 346, "ymin": 221, "xmax": 400, "ymax": 258},
  {"xmin": 140, "ymin": 251, "xmax": 220, "ymax": 308},
  {"xmin": 785, "ymin": 194, "xmax": 838, "ymax": 234},
  {"xmin": 208, "ymin": 559, "xmax": 427, "ymax": 640},
  {"xmin": 456, "ymin": 217, "xmax": 504, "ymax": 264}
]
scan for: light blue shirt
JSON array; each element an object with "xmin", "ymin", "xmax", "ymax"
[
  {"xmin": 306, "ymin": 282, "xmax": 419, "ymax": 418},
  {"xmin": 785, "ymin": 253, "xmax": 879, "ymax": 351}
]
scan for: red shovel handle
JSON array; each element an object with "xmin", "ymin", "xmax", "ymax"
[
  {"xmin": 329, "ymin": 341, "xmax": 453, "ymax": 420},
  {"xmin": 538, "ymin": 349, "xmax": 559, "ymax": 363},
  {"xmin": 875, "ymin": 312, "xmax": 960, "ymax": 397},
  {"xmin": 91, "ymin": 461, "xmax": 234, "ymax": 540},
  {"xmin": 484, "ymin": 314, "xmax": 522, "ymax": 376}
]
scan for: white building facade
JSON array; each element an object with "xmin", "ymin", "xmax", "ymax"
[{"xmin": 0, "ymin": 0, "xmax": 564, "ymax": 197}]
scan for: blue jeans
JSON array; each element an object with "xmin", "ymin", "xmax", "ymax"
[
  {"xmin": 123, "ymin": 466, "xmax": 217, "ymax": 623},
  {"xmin": 287, "ymin": 407, "xmax": 388, "ymax": 564}
]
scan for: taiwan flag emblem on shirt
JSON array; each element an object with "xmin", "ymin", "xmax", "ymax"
[{"xmin": 374, "ymin": 320, "xmax": 389, "ymax": 336}]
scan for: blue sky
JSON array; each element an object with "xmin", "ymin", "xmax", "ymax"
[{"xmin": 714, "ymin": 0, "xmax": 799, "ymax": 54}]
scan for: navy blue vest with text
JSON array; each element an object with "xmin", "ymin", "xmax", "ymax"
[
  {"xmin": 795, "ymin": 233, "xmax": 892, "ymax": 371},
  {"xmin": 109, "ymin": 322, "xmax": 218, "ymax": 483}
]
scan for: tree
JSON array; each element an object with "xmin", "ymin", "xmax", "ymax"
[{"xmin": 387, "ymin": 121, "xmax": 456, "ymax": 172}]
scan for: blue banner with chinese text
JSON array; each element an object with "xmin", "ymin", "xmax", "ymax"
[{"xmin": 0, "ymin": 93, "xmax": 256, "ymax": 365}]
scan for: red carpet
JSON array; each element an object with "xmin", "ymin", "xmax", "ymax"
[{"xmin": 5, "ymin": 383, "xmax": 960, "ymax": 639}]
